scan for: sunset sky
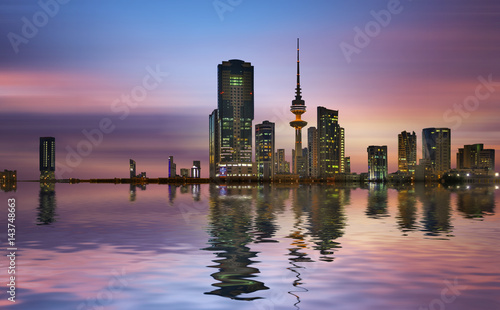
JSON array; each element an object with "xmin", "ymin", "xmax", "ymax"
[{"xmin": 1, "ymin": 0, "xmax": 499, "ymax": 179}]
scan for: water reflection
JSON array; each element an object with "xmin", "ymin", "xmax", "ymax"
[
  {"xmin": 455, "ymin": 186, "xmax": 495, "ymax": 219},
  {"xmin": 416, "ymin": 184, "xmax": 453, "ymax": 238},
  {"xmin": 254, "ymin": 185, "xmax": 282, "ymax": 243},
  {"xmin": 395, "ymin": 185, "xmax": 418, "ymax": 235},
  {"xmin": 38, "ymin": 182, "xmax": 57, "ymax": 225},
  {"xmin": 307, "ymin": 186, "xmax": 347, "ymax": 262},
  {"xmin": 366, "ymin": 183, "xmax": 389, "ymax": 219},
  {"xmin": 202, "ymin": 185, "xmax": 269, "ymax": 300}
]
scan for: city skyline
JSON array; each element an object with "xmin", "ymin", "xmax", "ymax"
[{"xmin": 1, "ymin": 1, "xmax": 499, "ymax": 179}]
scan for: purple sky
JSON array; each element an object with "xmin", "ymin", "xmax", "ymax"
[{"xmin": 0, "ymin": 0, "xmax": 499, "ymax": 179}]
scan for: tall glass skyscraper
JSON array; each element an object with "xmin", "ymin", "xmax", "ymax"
[
  {"xmin": 39, "ymin": 137, "xmax": 55, "ymax": 180},
  {"xmin": 317, "ymin": 107, "xmax": 344, "ymax": 178},
  {"xmin": 398, "ymin": 131, "xmax": 417, "ymax": 175},
  {"xmin": 255, "ymin": 121, "xmax": 275, "ymax": 180},
  {"xmin": 307, "ymin": 127, "xmax": 318, "ymax": 178},
  {"xmin": 422, "ymin": 128, "xmax": 451, "ymax": 175},
  {"xmin": 210, "ymin": 60, "xmax": 254, "ymax": 179}
]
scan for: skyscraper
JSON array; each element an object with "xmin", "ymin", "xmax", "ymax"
[
  {"xmin": 422, "ymin": 128, "xmax": 451, "ymax": 175},
  {"xmin": 209, "ymin": 109, "xmax": 219, "ymax": 179},
  {"xmin": 317, "ymin": 107, "xmax": 343, "ymax": 178},
  {"xmin": 129, "ymin": 159, "xmax": 136, "ymax": 178},
  {"xmin": 168, "ymin": 156, "xmax": 176, "ymax": 178},
  {"xmin": 255, "ymin": 121, "xmax": 275, "ymax": 180},
  {"xmin": 398, "ymin": 131, "xmax": 417, "ymax": 175},
  {"xmin": 367, "ymin": 146, "xmax": 388, "ymax": 181},
  {"xmin": 307, "ymin": 127, "xmax": 318, "ymax": 177},
  {"xmin": 191, "ymin": 161, "xmax": 201, "ymax": 178},
  {"xmin": 40, "ymin": 137, "xmax": 55, "ymax": 180},
  {"xmin": 289, "ymin": 39, "xmax": 308, "ymax": 177},
  {"xmin": 276, "ymin": 149, "xmax": 289, "ymax": 174},
  {"xmin": 210, "ymin": 59, "xmax": 254, "ymax": 178}
]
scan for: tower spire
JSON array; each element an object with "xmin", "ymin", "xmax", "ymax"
[{"xmin": 295, "ymin": 38, "xmax": 301, "ymax": 100}]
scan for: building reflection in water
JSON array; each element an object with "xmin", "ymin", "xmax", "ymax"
[
  {"xmin": 168, "ymin": 185, "xmax": 177, "ymax": 204},
  {"xmin": 38, "ymin": 182, "xmax": 57, "ymax": 225},
  {"xmin": 129, "ymin": 184, "xmax": 146, "ymax": 202},
  {"xmin": 416, "ymin": 184, "xmax": 453, "ymax": 238},
  {"xmin": 285, "ymin": 185, "xmax": 348, "ymax": 308},
  {"xmin": 455, "ymin": 186, "xmax": 495, "ymax": 219},
  {"xmin": 254, "ymin": 185, "xmax": 281, "ymax": 243},
  {"xmin": 202, "ymin": 185, "xmax": 269, "ymax": 300},
  {"xmin": 395, "ymin": 185, "xmax": 418, "ymax": 235},
  {"xmin": 192, "ymin": 184, "xmax": 201, "ymax": 201},
  {"xmin": 366, "ymin": 183, "xmax": 389, "ymax": 219}
]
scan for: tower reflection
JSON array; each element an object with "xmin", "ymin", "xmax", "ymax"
[
  {"xmin": 366, "ymin": 183, "xmax": 389, "ymax": 219},
  {"xmin": 38, "ymin": 182, "xmax": 57, "ymax": 225},
  {"xmin": 395, "ymin": 185, "xmax": 418, "ymax": 235},
  {"xmin": 455, "ymin": 186, "xmax": 495, "ymax": 219},
  {"xmin": 202, "ymin": 185, "xmax": 268, "ymax": 300},
  {"xmin": 416, "ymin": 184, "xmax": 453, "ymax": 238}
]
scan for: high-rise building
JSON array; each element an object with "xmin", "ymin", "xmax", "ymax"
[
  {"xmin": 276, "ymin": 149, "xmax": 288, "ymax": 174},
  {"xmin": 457, "ymin": 144, "xmax": 495, "ymax": 172},
  {"xmin": 255, "ymin": 121, "xmax": 275, "ymax": 180},
  {"xmin": 129, "ymin": 159, "xmax": 136, "ymax": 178},
  {"xmin": 398, "ymin": 131, "xmax": 417, "ymax": 175},
  {"xmin": 210, "ymin": 59, "xmax": 254, "ymax": 178},
  {"xmin": 289, "ymin": 39, "xmax": 308, "ymax": 177},
  {"xmin": 344, "ymin": 157, "xmax": 351, "ymax": 174},
  {"xmin": 191, "ymin": 161, "xmax": 201, "ymax": 178},
  {"xmin": 307, "ymin": 127, "xmax": 318, "ymax": 177},
  {"xmin": 317, "ymin": 107, "xmax": 343, "ymax": 178},
  {"xmin": 340, "ymin": 127, "xmax": 345, "ymax": 173},
  {"xmin": 40, "ymin": 137, "xmax": 55, "ymax": 180},
  {"xmin": 168, "ymin": 156, "xmax": 176, "ymax": 178},
  {"xmin": 422, "ymin": 128, "xmax": 451, "ymax": 175},
  {"xmin": 209, "ymin": 109, "xmax": 219, "ymax": 179},
  {"xmin": 367, "ymin": 146, "xmax": 388, "ymax": 181}
]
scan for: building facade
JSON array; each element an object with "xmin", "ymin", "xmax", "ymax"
[
  {"xmin": 398, "ymin": 131, "xmax": 417, "ymax": 175},
  {"xmin": 457, "ymin": 144, "xmax": 495, "ymax": 173},
  {"xmin": 40, "ymin": 137, "xmax": 55, "ymax": 180},
  {"xmin": 367, "ymin": 145, "xmax": 388, "ymax": 181},
  {"xmin": 191, "ymin": 161, "xmax": 201, "ymax": 178},
  {"xmin": 210, "ymin": 59, "xmax": 254, "ymax": 179},
  {"xmin": 317, "ymin": 107, "xmax": 343, "ymax": 178},
  {"xmin": 422, "ymin": 128, "xmax": 451, "ymax": 176},
  {"xmin": 255, "ymin": 121, "xmax": 275, "ymax": 180},
  {"xmin": 129, "ymin": 159, "xmax": 136, "ymax": 178},
  {"xmin": 307, "ymin": 127, "xmax": 318, "ymax": 178},
  {"xmin": 168, "ymin": 156, "xmax": 176, "ymax": 178}
]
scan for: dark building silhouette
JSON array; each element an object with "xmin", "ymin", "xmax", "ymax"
[
  {"xmin": 457, "ymin": 144, "xmax": 495, "ymax": 174},
  {"xmin": 129, "ymin": 159, "xmax": 136, "ymax": 178},
  {"xmin": 40, "ymin": 137, "xmax": 55, "ymax": 180}
]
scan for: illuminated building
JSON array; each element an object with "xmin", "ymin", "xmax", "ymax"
[
  {"xmin": 276, "ymin": 149, "xmax": 289, "ymax": 174},
  {"xmin": 307, "ymin": 127, "xmax": 318, "ymax": 177},
  {"xmin": 367, "ymin": 146, "xmax": 388, "ymax": 181},
  {"xmin": 210, "ymin": 59, "xmax": 254, "ymax": 179},
  {"xmin": 168, "ymin": 156, "xmax": 176, "ymax": 178},
  {"xmin": 191, "ymin": 161, "xmax": 201, "ymax": 178},
  {"xmin": 129, "ymin": 159, "xmax": 136, "ymax": 178},
  {"xmin": 344, "ymin": 157, "xmax": 351, "ymax": 174},
  {"xmin": 255, "ymin": 121, "xmax": 275, "ymax": 180},
  {"xmin": 398, "ymin": 131, "xmax": 417, "ymax": 175},
  {"xmin": 289, "ymin": 39, "xmax": 308, "ymax": 177},
  {"xmin": 422, "ymin": 128, "xmax": 451, "ymax": 176},
  {"xmin": 317, "ymin": 107, "xmax": 344, "ymax": 178},
  {"xmin": 180, "ymin": 168, "xmax": 189, "ymax": 178},
  {"xmin": 457, "ymin": 144, "xmax": 495, "ymax": 173},
  {"xmin": 40, "ymin": 137, "xmax": 55, "ymax": 180}
]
